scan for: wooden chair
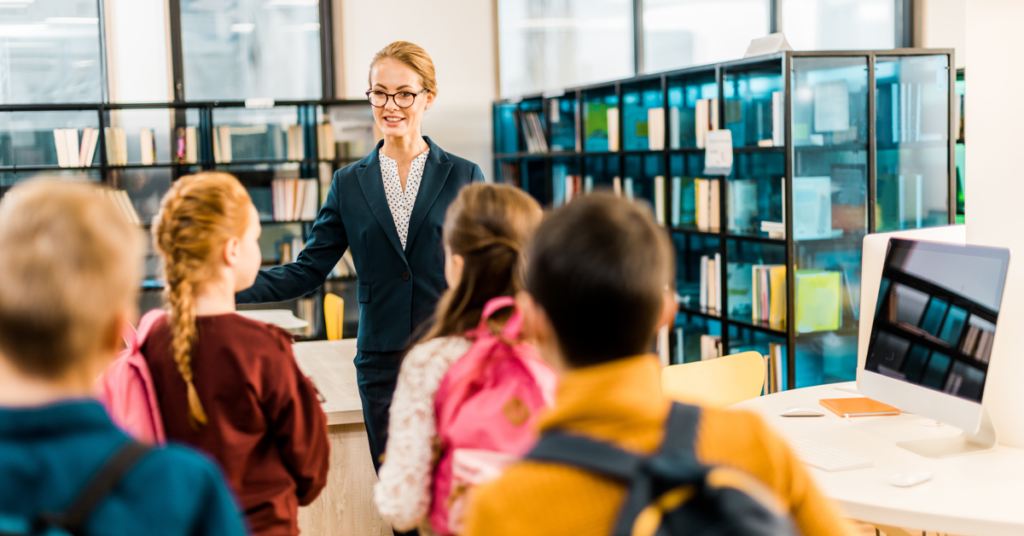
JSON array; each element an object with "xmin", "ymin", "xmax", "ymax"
[
  {"xmin": 660, "ymin": 351, "xmax": 766, "ymax": 409},
  {"xmin": 324, "ymin": 293, "xmax": 344, "ymax": 341}
]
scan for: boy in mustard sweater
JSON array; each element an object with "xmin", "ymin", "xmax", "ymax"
[{"xmin": 462, "ymin": 193, "xmax": 854, "ymax": 536}]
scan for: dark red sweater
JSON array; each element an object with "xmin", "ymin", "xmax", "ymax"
[{"xmin": 143, "ymin": 313, "xmax": 329, "ymax": 536}]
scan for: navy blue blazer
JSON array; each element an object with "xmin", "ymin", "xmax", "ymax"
[{"xmin": 237, "ymin": 137, "xmax": 482, "ymax": 353}]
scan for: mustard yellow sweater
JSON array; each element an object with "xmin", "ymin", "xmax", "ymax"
[{"xmin": 463, "ymin": 355, "xmax": 854, "ymax": 536}]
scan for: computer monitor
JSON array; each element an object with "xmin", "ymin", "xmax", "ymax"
[{"xmin": 860, "ymin": 237, "xmax": 1010, "ymax": 458}]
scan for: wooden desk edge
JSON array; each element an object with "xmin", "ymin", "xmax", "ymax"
[{"xmin": 326, "ymin": 410, "xmax": 364, "ymax": 426}]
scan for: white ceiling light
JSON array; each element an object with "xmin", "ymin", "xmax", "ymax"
[
  {"xmin": 231, "ymin": 23, "xmax": 255, "ymax": 33},
  {"xmin": 44, "ymin": 17, "xmax": 99, "ymax": 24}
]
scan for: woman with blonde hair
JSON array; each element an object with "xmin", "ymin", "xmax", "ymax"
[
  {"xmin": 144, "ymin": 172, "xmax": 330, "ymax": 536},
  {"xmin": 237, "ymin": 41, "xmax": 485, "ymax": 484}
]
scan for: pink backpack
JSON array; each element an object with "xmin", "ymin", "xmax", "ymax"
[
  {"xmin": 430, "ymin": 296, "xmax": 557, "ymax": 535},
  {"xmin": 96, "ymin": 309, "xmax": 167, "ymax": 445}
]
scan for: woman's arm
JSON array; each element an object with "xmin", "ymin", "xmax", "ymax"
[
  {"xmin": 374, "ymin": 336, "xmax": 471, "ymax": 531},
  {"xmin": 236, "ymin": 173, "xmax": 350, "ymax": 304}
]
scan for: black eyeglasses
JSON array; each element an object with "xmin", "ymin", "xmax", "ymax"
[{"xmin": 366, "ymin": 89, "xmax": 428, "ymax": 109}]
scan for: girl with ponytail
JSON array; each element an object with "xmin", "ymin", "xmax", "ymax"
[
  {"xmin": 374, "ymin": 183, "xmax": 550, "ymax": 534},
  {"xmin": 144, "ymin": 172, "xmax": 329, "ymax": 536}
]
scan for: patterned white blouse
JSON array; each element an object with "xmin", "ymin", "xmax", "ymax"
[
  {"xmin": 373, "ymin": 335, "xmax": 472, "ymax": 532},
  {"xmin": 379, "ymin": 148, "xmax": 430, "ymax": 250}
]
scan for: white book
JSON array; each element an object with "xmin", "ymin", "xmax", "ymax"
[
  {"xmin": 54, "ymin": 130, "xmax": 70, "ymax": 168},
  {"xmin": 709, "ymin": 179, "xmax": 720, "ymax": 232},
  {"xmin": 119, "ymin": 190, "xmax": 141, "ymax": 225},
  {"xmin": 550, "ymin": 98, "xmax": 560, "ymax": 124},
  {"xmin": 272, "ymin": 180, "xmax": 282, "ymax": 221},
  {"xmin": 78, "ymin": 128, "xmax": 92, "ymax": 166},
  {"xmin": 103, "ymin": 128, "xmax": 115, "ymax": 166},
  {"xmin": 185, "ymin": 127, "xmax": 198, "ymax": 164},
  {"xmin": 607, "ymin": 108, "xmax": 619, "ymax": 152},
  {"xmin": 218, "ymin": 126, "xmax": 232, "ymax": 163},
  {"xmin": 583, "ymin": 175, "xmax": 594, "ymax": 194},
  {"xmin": 710, "ymin": 98, "xmax": 719, "ymax": 131},
  {"xmin": 707, "ymin": 256, "xmax": 716, "ymax": 312},
  {"xmin": 116, "ymin": 128, "xmax": 128, "ymax": 166},
  {"xmin": 674, "ymin": 327, "xmax": 685, "ymax": 365},
  {"xmin": 140, "ymin": 129, "xmax": 154, "ymax": 165},
  {"xmin": 669, "ymin": 107, "xmax": 681, "ymax": 149},
  {"xmin": 320, "ymin": 124, "xmax": 336, "ymax": 160},
  {"xmin": 82, "ymin": 128, "xmax": 99, "ymax": 167},
  {"xmin": 293, "ymin": 179, "xmax": 305, "ymax": 221},
  {"xmin": 654, "ymin": 175, "xmax": 666, "ymax": 225},
  {"xmin": 648, "ymin": 108, "xmax": 665, "ymax": 150},
  {"xmin": 64, "ymin": 129, "xmax": 80, "ymax": 167},
  {"xmin": 565, "ymin": 175, "xmax": 575, "ymax": 204},
  {"xmin": 671, "ymin": 176, "xmax": 682, "ymax": 227},
  {"xmin": 613, "ymin": 176, "xmax": 622, "ymax": 198},
  {"xmin": 624, "ymin": 177, "xmax": 634, "ymax": 201},
  {"xmin": 700, "ymin": 255, "xmax": 709, "ymax": 309},
  {"xmin": 891, "ymin": 83, "xmax": 900, "ymax": 144},
  {"xmin": 695, "ymin": 179, "xmax": 709, "ymax": 230},
  {"xmin": 714, "ymin": 252, "xmax": 722, "ymax": 313},
  {"xmin": 772, "ymin": 91, "xmax": 784, "ymax": 147},
  {"xmin": 696, "ymin": 100, "xmax": 708, "ymax": 149},
  {"xmin": 302, "ymin": 179, "xmax": 319, "ymax": 220}
]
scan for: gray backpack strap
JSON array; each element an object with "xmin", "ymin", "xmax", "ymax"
[
  {"xmin": 36, "ymin": 440, "xmax": 151, "ymax": 536},
  {"xmin": 526, "ymin": 431, "xmax": 643, "ymax": 481}
]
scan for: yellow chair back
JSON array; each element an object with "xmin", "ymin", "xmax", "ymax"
[
  {"xmin": 324, "ymin": 293, "xmax": 344, "ymax": 341},
  {"xmin": 660, "ymin": 351, "xmax": 766, "ymax": 409}
]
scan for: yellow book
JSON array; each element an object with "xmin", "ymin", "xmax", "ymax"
[
  {"xmin": 795, "ymin": 270, "xmax": 842, "ymax": 333},
  {"xmin": 768, "ymin": 266, "xmax": 786, "ymax": 331}
]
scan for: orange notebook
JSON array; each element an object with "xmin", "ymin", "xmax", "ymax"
[{"xmin": 819, "ymin": 397, "xmax": 900, "ymax": 418}]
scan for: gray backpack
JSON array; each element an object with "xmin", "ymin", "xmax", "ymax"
[{"xmin": 526, "ymin": 403, "xmax": 800, "ymax": 536}]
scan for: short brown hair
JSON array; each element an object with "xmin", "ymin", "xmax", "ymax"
[
  {"xmin": 369, "ymin": 41, "xmax": 438, "ymax": 95},
  {"xmin": 525, "ymin": 194, "xmax": 674, "ymax": 368},
  {"xmin": 0, "ymin": 180, "xmax": 141, "ymax": 378}
]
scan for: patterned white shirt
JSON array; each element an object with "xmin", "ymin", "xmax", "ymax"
[{"xmin": 380, "ymin": 149, "xmax": 430, "ymax": 250}]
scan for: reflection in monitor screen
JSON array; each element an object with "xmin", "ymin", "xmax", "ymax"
[{"xmin": 864, "ymin": 239, "xmax": 1009, "ymax": 403}]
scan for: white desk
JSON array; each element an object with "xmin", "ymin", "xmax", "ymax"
[
  {"xmin": 292, "ymin": 340, "xmax": 393, "ymax": 536},
  {"xmin": 731, "ymin": 383, "xmax": 1024, "ymax": 536}
]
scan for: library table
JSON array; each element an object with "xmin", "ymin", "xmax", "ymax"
[
  {"xmin": 731, "ymin": 383, "xmax": 1024, "ymax": 536},
  {"xmin": 292, "ymin": 339, "xmax": 394, "ymax": 536}
]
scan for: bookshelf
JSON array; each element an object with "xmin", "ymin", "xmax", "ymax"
[
  {"xmin": 493, "ymin": 49, "xmax": 956, "ymax": 390},
  {"xmin": 955, "ymin": 68, "xmax": 965, "ymax": 224},
  {"xmin": 0, "ymin": 98, "xmax": 374, "ymax": 340}
]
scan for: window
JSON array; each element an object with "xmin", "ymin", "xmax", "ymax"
[
  {"xmin": 0, "ymin": 0, "xmax": 103, "ymax": 104},
  {"xmin": 106, "ymin": 0, "xmax": 171, "ymax": 103},
  {"xmin": 498, "ymin": 0, "xmax": 633, "ymax": 97},
  {"xmin": 781, "ymin": 0, "xmax": 897, "ymax": 51},
  {"xmin": 180, "ymin": 0, "xmax": 322, "ymax": 101},
  {"xmin": 643, "ymin": 0, "xmax": 771, "ymax": 74}
]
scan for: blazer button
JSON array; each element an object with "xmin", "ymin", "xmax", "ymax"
[{"xmin": 402, "ymin": 272, "xmax": 411, "ymax": 281}]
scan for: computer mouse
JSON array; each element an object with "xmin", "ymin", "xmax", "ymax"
[
  {"xmin": 779, "ymin": 406, "xmax": 825, "ymax": 417},
  {"xmin": 888, "ymin": 471, "xmax": 933, "ymax": 487}
]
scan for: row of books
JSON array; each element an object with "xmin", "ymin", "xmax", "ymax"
[
  {"xmin": 583, "ymin": 104, "xmax": 620, "ymax": 152},
  {"xmin": 694, "ymin": 99, "xmax": 719, "ymax": 149},
  {"xmin": 174, "ymin": 127, "xmax": 199, "ymax": 164},
  {"xmin": 763, "ymin": 343, "xmax": 786, "ymax": 394},
  {"xmin": 699, "ymin": 254, "xmax": 722, "ymax": 314},
  {"xmin": 962, "ymin": 325, "xmax": 995, "ymax": 364},
  {"xmin": 888, "ymin": 82, "xmax": 945, "ymax": 144},
  {"xmin": 102, "ymin": 189, "xmax": 142, "ymax": 225},
  {"xmin": 53, "ymin": 128, "xmax": 100, "ymax": 168},
  {"xmin": 520, "ymin": 111, "xmax": 549, "ymax": 153},
  {"xmin": 330, "ymin": 249, "xmax": 357, "ymax": 279},
  {"xmin": 498, "ymin": 161, "xmax": 521, "ymax": 188},
  {"xmin": 752, "ymin": 265, "xmax": 786, "ymax": 329},
  {"xmin": 271, "ymin": 179, "xmax": 319, "ymax": 222},
  {"xmin": 694, "ymin": 178, "xmax": 721, "ymax": 232},
  {"xmin": 278, "ymin": 236, "xmax": 305, "ymax": 265}
]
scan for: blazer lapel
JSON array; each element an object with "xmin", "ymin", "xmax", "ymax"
[
  {"xmin": 356, "ymin": 144, "xmax": 407, "ymax": 262},
  {"xmin": 406, "ymin": 137, "xmax": 453, "ymax": 250}
]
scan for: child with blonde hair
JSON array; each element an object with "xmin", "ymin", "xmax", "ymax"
[
  {"xmin": 143, "ymin": 172, "xmax": 329, "ymax": 535},
  {"xmin": 0, "ymin": 180, "xmax": 246, "ymax": 535}
]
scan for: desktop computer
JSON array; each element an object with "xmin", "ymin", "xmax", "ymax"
[{"xmin": 860, "ymin": 236, "xmax": 1010, "ymax": 458}]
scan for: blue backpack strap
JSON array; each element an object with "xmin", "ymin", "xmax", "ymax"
[
  {"xmin": 35, "ymin": 440, "xmax": 151, "ymax": 536},
  {"xmin": 526, "ymin": 431, "xmax": 643, "ymax": 481},
  {"xmin": 661, "ymin": 402, "xmax": 702, "ymax": 455}
]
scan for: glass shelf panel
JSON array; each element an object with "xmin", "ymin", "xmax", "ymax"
[
  {"xmin": 0, "ymin": 169, "xmax": 102, "ymax": 200},
  {"xmin": 726, "ymin": 238, "xmax": 786, "ymax": 326},
  {"xmin": 582, "ymin": 86, "xmax": 618, "ymax": 152},
  {"xmin": 727, "ymin": 152, "xmax": 785, "ymax": 236},
  {"xmin": 667, "ymin": 70, "xmax": 717, "ymax": 149},
  {"xmin": 259, "ymin": 222, "xmax": 307, "ymax": 264},
  {"xmin": 522, "ymin": 158, "xmax": 550, "ymax": 207},
  {"xmin": 212, "ymin": 106, "xmax": 302, "ymax": 163},
  {"xmin": 494, "ymin": 103, "xmax": 519, "ymax": 154},
  {"xmin": 0, "ymin": 111, "xmax": 101, "ymax": 168},
  {"xmin": 723, "ymin": 60, "xmax": 784, "ymax": 148},
  {"xmin": 551, "ymin": 156, "xmax": 581, "ymax": 208},
  {"xmin": 107, "ymin": 108, "xmax": 202, "ymax": 166},
  {"xmin": 318, "ymin": 105, "xmax": 376, "ymax": 160},
  {"xmin": 669, "ymin": 312, "xmax": 723, "ymax": 365},
  {"xmin": 115, "ymin": 167, "xmax": 175, "ymax": 225},
  {"xmin": 673, "ymin": 232, "xmax": 721, "ymax": 315},
  {"xmin": 624, "ymin": 153, "xmax": 665, "ymax": 211},
  {"xmin": 791, "ymin": 56, "xmax": 869, "ymax": 149},
  {"xmin": 622, "ymin": 79, "xmax": 664, "ymax": 151},
  {"xmin": 793, "ymin": 149, "xmax": 869, "ymax": 241},
  {"xmin": 668, "ymin": 153, "xmax": 708, "ymax": 229},
  {"xmin": 875, "ymin": 54, "xmax": 951, "ymax": 231},
  {"xmin": 548, "ymin": 96, "xmax": 578, "ymax": 152},
  {"xmin": 728, "ymin": 324, "xmax": 787, "ymax": 390}
]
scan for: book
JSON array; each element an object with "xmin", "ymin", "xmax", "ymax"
[
  {"xmin": 54, "ymin": 130, "xmax": 70, "ymax": 168},
  {"xmin": 695, "ymin": 100, "xmax": 708, "ymax": 149},
  {"xmin": 674, "ymin": 327, "xmax": 685, "ymax": 365},
  {"xmin": 654, "ymin": 175, "xmax": 666, "ymax": 225},
  {"xmin": 695, "ymin": 179, "xmax": 709, "ymax": 230},
  {"xmin": 607, "ymin": 107, "xmax": 620, "ymax": 152},
  {"xmin": 795, "ymin": 270, "xmax": 842, "ymax": 333},
  {"xmin": 217, "ymin": 126, "xmax": 232, "ymax": 163},
  {"xmin": 78, "ymin": 127, "xmax": 95, "ymax": 166},
  {"xmin": 728, "ymin": 179, "xmax": 758, "ymax": 234},
  {"xmin": 772, "ymin": 91, "xmax": 784, "ymax": 147},
  {"xmin": 706, "ymin": 255, "xmax": 717, "ymax": 313},
  {"xmin": 728, "ymin": 263, "xmax": 754, "ymax": 317},
  {"xmin": 814, "ymin": 79, "xmax": 850, "ymax": 133},
  {"xmin": 671, "ymin": 177, "xmax": 682, "ymax": 227},
  {"xmin": 792, "ymin": 177, "xmax": 832, "ymax": 240},
  {"xmin": 185, "ymin": 126, "xmax": 198, "ymax": 164},
  {"xmin": 709, "ymin": 179, "xmax": 720, "ymax": 232},
  {"xmin": 669, "ymin": 106, "xmax": 680, "ymax": 149},
  {"xmin": 287, "ymin": 125, "xmax": 305, "ymax": 161},
  {"xmin": 700, "ymin": 334, "xmax": 722, "ymax": 361},
  {"xmin": 648, "ymin": 107, "xmax": 665, "ymax": 150},
  {"xmin": 585, "ymin": 102, "xmax": 609, "ymax": 152},
  {"xmin": 819, "ymin": 397, "xmax": 900, "ymax": 418},
  {"xmin": 318, "ymin": 123, "xmax": 336, "ymax": 160},
  {"xmin": 700, "ymin": 255, "xmax": 709, "ymax": 310},
  {"xmin": 768, "ymin": 266, "xmax": 786, "ymax": 330},
  {"xmin": 552, "ymin": 164, "xmax": 567, "ymax": 207},
  {"xmin": 62, "ymin": 129, "xmax": 80, "ymax": 167},
  {"xmin": 714, "ymin": 252, "xmax": 722, "ymax": 313},
  {"xmin": 139, "ymin": 129, "xmax": 155, "ymax": 165},
  {"xmin": 624, "ymin": 177, "xmax": 634, "ymax": 202},
  {"xmin": 584, "ymin": 175, "xmax": 594, "ymax": 194},
  {"xmin": 613, "ymin": 176, "xmax": 622, "ymax": 198}
]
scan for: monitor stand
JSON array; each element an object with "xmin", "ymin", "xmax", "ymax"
[{"xmin": 897, "ymin": 407, "xmax": 998, "ymax": 458}]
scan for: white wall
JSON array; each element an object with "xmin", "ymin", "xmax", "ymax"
[
  {"xmin": 337, "ymin": 0, "xmax": 496, "ymax": 180},
  {"xmin": 922, "ymin": 0, "xmax": 966, "ymax": 69},
  {"xmin": 964, "ymin": 0, "xmax": 1024, "ymax": 447}
]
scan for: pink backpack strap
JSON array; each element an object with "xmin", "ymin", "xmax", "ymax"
[
  {"xmin": 134, "ymin": 309, "xmax": 166, "ymax": 348},
  {"xmin": 479, "ymin": 296, "xmax": 523, "ymax": 341}
]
